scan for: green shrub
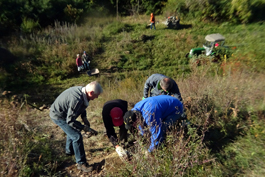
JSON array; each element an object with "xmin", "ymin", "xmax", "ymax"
[
  {"xmin": 20, "ymin": 17, "xmax": 40, "ymax": 33},
  {"xmin": 230, "ymin": 0, "xmax": 253, "ymax": 23},
  {"xmin": 103, "ymin": 22, "xmax": 134, "ymax": 35}
]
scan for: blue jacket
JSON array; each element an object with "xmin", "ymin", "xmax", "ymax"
[
  {"xmin": 132, "ymin": 95, "xmax": 183, "ymax": 151},
  {"xmin": 143, "ymin": 73, "xmax": 183, "ymax": 103}
]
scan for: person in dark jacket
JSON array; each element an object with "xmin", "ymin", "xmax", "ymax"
[
  {"xmin": 102, "ymin": 99, "xmax": 128, "ymax": 148},
  {"xmin": 49, "ymin": 81, "xmax": 103, "ymax": 173},
  {"xmin": 143, "ymin": 73, "xmax": 183, "ymax": 103},
  {"xmin": 123, "ymin": 95, "xmax": 184, "ymax": 152},
  {"xmin": 81, "ymin": 51, "xmax": 90, "ymax": 70}
]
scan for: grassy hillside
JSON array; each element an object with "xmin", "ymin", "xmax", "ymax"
[
  {"xmin": 0, "ymin": 15, "xmax": 265, "ymax": 176},
  {"xmin": 1, "ymin": 16, "xmax": 265, "ymax": 92}
]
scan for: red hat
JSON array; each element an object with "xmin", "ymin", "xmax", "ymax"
[
  {"xmin": 215, "ymin": 43, "xmax": 219, "ymax": 47},
  {"xmin": 110, "ymin": 107, "xmax": 124, "ymax": 126}
]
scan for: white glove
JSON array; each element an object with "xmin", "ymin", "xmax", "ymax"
[{"xmin": 115, "ymin": 145, "xmax": 128, "ymax": 161}]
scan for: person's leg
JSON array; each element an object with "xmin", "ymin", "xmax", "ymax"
[
  {"xmin": 150, "ymin": 23, "xmax": 153, "ymax": 29},
  {"xmin": 51, "ymin": 119, "xmax": 87, "ymax": 164},
  {"xmin": 119, "ymin": 125, "xmax": 128, "ymax": 147},
  {"xmin": 157, "ymin": 114, "xmax": 181, "ymax": 146},
  {"xmin": 65, "ymin": 135, "xmax": 74, "ymax": 155},
  {"xmin": 85, "ymin": 62, "xmax": 90, "ymax": 70}
]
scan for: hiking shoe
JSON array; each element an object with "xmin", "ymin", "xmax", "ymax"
[
  {"xmin": 65, "ymin": 152, "xmax": 74, "ymax": 156},
  {"xmin": 77, "ymin": 163, "xmax": 93, "ymax": 173}
]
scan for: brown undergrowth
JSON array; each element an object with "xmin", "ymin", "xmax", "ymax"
[{"xmin": 0, "ymin": 67, "xmax": 264, "ymax": 176}]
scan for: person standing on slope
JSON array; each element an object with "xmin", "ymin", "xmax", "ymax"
[
  {"xmin": 150, "ymin": 13, "xmax": 156, "ymax": 30},
  {"xmin": 49, "ymin": 81, "xmax": 103, "ymax": 172}
]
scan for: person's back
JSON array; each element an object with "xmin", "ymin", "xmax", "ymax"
[
  {"xmin": 150, "ymin": 13, "xmax": 156, "ymax": 30},
  {"xmin": 133, "ymin": 95, "xmax": 183, "ymax": 124},
  {"xmin": 102, "ymin": 99, "xmax": 128, "ymax": 147},
  {"xmin": 150, "ymin": 13, "xmax": 155, "ymax": 23},
  {"xmin": 82, "ymin": 51, "xmax": 89, "ymax": 62},
  {"xmin": 129, "ymin": 95, "xmax": 184, "ymax": 151},
  {"xmin": 143, "ymin": 73, "xmax": 182, "ymax": 102},
  {"xmin": 76, "ymin": 55, "xmax": 83, "ymax": 67}
]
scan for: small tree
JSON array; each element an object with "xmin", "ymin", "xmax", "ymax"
[{"xmin": 230, "ymin": 0, "xmax": 252, "ymax": 23}]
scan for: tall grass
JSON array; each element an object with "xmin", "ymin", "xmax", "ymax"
[
  {"xmin": 1, "ymin": 16, "xmax": 265, "ymax": 92},
  {"xmin": 0, "ymin": 64, "xmax": 264, "ymax": 176},
  {"xmin": 93, "ymin": 66, "xmax": 264, "ymax": 176},
  {"xmin": 0, "ymin": 96, "xmax": 69, "ymax": 176},
  {"xmin": 0, "ymin": 15, "xmax": 265, "ymax": 176}
]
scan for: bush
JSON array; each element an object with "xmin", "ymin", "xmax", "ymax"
[
  {"xmin": 230, "ymin": 0, "xmax": 253, "ymax": 23},
  {"xmin": 103, "ymin": 22, "xmax": 134, "ymax": 35},
  {"xmin": 20, "ymin": 18, "xmax": 40, "ymax": 33}
]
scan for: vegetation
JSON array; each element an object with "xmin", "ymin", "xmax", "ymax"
[
  {"xmin": 1, "ymin": 0, "xmax": 265, "ymax": 36},
  {"xmin": 1, "ymin": 1, "xmax": 265, "ymax": 176}
]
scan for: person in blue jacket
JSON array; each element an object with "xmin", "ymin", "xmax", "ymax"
[{"xmin": 123, "ymin": 95, "xmax": 184, "ymax": 152}]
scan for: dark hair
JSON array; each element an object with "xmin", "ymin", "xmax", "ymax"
[
  {"xmin": 160, "ymin": 78, "xmax": 173, "ymax": 91},
  {"xmin": 123, "ymin": 110, "xmax": 136, "ymax": 130}
]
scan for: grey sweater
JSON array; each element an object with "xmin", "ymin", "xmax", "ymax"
[
  {"xmin": 49, "ymin": 86, "xmax": 89, "ymax": 131},
  {"xmin": 143, "ymin": 73, "xmax": 183, "ymax": 103}
]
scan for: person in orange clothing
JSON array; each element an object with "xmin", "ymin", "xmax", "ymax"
[{"xmin": 150, "ymin": 13, "xmax": 156, "ymax": 30}]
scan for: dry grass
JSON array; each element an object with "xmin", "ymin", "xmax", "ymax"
[{"xmin": 1, "ymin": 65, "xmax": 265, "ymax": 176}]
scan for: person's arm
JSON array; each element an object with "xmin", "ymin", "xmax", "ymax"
[
  {"xmin": 102, "ymin": 109, "xmax": 118, "ymax": 146},
  {"xmin": 146, "ymin": 113, "xmax": 162, "ymax": 152},
  {"xmin": 66, "ymin": 100, "xmax": 85, "ymax": 131},
  {"xmin": 143, "ymin": 76, "xmax": 153, "ymax": 98},
  {"xmin": 170, "ymin": 83, "xmax": 183, "ymax": 103},
  {"xmin": 119, "ymin": 124, "xmax": 128, "ymax": 143},
  {"xmin": 171, "ymin": 92, "xmax": 183, "ymax": 103},
  {"xmin": 81, "ymin": 111, "xmax": 90, "ymax": 127}
]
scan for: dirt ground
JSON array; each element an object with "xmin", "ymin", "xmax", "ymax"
[{"xmin": 38, "ymin": 108, "xmax": 126, "ymax": 177}]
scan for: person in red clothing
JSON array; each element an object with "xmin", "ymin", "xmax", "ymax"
[
  {"xmin": 215, "ymin": 43, "xmax": 219, "ymax": 48},
  {"xmin": 76, "ymin": 54, "xmax": 84, "ymax": 71},
  {"xmin": 150, "ymin": 13, "xmax": 156, "ymax": 30}
]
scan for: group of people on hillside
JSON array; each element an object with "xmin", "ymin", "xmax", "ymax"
[
  {"xmin": 49, "ymin": 73, "xmax": 187, "ymax": 172},
  {"xmin": 76, "ymin": 51, "xmax": 90, "ymax": 72}
]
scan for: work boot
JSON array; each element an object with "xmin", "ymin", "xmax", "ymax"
[
  {"xmin": 77, "ymin": 163, "xmax": 93, "ymax": 172},
  {"xmin": 65, "ymin": 152, "xmax": 74, "ymax": 156}
]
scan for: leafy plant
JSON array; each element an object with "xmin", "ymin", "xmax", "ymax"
[{"xmin": 20, "ymin": 17, "xmax": 40, "ymax": 33}]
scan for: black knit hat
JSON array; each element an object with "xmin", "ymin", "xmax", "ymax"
[{"xmin": 123, "ymin": 110, "xmax": 137, "ymax": 130}]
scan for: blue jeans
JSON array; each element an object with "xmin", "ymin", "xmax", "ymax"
[
  {"xmin": 157, "ymin": 113, "xmax": 181, "ymax": 147},
  {"xmin": 51, "ymin": 118, "xmax": 86, "ymax": 164},
  {"xmin": 150, "ymin": 23, "xmax": 156, "ymax": 30}
]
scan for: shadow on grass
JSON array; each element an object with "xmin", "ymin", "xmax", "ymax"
[
  {"xmin": 0, "ymin": 47, "xmax": 17, "ymax": 67},
  {"xmin": 89, "ymin": 148, "xmax": 105, "ymax": 153},
  {"xmin": 164, "ymin": 24, "xmax": 192, "ymax": 30},
  {"xmin": 93, "ymin": 159, "xmax": 106, "ymax": 173},
  {"xmin": 184, "ymin": 95, "xmax": 253, "ymax": 153},
  {"xmin": 130, "ymin": 34, "xmax": 155, "ymax": 43},
  {"xmin": 201, "ymin": 110, "xmax": 252, "ymax": 153}
]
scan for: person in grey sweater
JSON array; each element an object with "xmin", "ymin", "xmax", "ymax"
[
  {"xmin": 143, "ymin": 73, "xmax": 183, "ymax": 103},
  {"xmin": 49, "ymin": 81, "xmax": 103, "ymax": 173}
]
